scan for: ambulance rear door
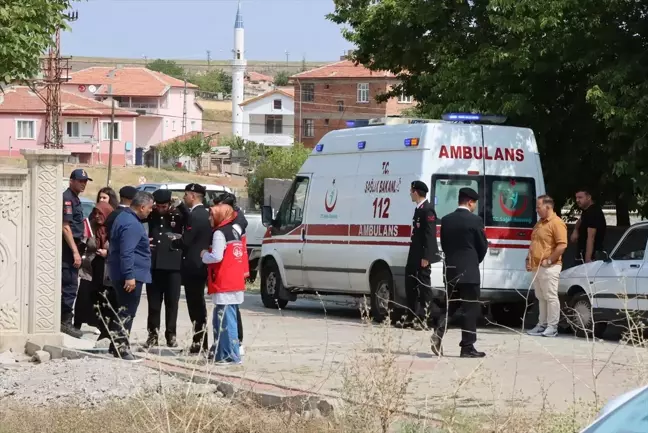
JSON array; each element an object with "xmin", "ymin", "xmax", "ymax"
[{"xmin": 481, "ymin": 126, "xmax": 538, "ymax": 294}]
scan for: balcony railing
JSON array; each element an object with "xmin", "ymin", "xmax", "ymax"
[{"xmin": 118, "ymin": 101, "xmax": 163, "ymax": 113}]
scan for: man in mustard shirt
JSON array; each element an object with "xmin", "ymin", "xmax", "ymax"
[{"xmin": 526, "ymin": 195, "xmax": 568, "ymax": 337}]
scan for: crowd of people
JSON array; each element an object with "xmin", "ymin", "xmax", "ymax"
[{"xmin": 61, "ymin": 168, "xmax": 248, "ymax": 363}]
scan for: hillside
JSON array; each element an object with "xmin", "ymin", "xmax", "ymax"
[{"xmin": 66, "ymin": 56, "xmax": 327, "ymax": 76}]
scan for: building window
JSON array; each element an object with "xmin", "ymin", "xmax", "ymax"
[
  {"xmin": 101, "ymin": 121, "xmax": 121, "ymax": 141},
  {"xmin": 303, "ymin": 119, "xmax": 314, "ymax": 138},
  {"xmin": 337, "ymin": 100, "xmax": 345, "ymax": 112},
  {"xmin": 273, "ymin": 99, "xmax": 282, "ymax": 110},
  {"xmin": 265, "ymin": 115, "xmax": 283, "ymax": 134},
  {"xmin": 398, "ymin": 93, "xmax": 413, "ymax": 103},
  {"xmin": 357, "ymin": 83, "xmax": 369, "ymax": 103},
  {"xmin": 302, "ymin": 83, "xmax": 314, "ymax": 102},
  {"xmin": 66, "ymin": 121, "xmax": 80, "ymax": 138},
  {"xmin": 172, "ymin": 120, "xmax": 176, "ymax": 131},
  {"xmin": 191, "ymin": 120, "xmax": 196, "ymax": 130},
  {"xmin": 324, "ymin": 119, "xmax": 329, "ymax": 126},
  {"xmin": 16, "ymin": 120, "xmax": 35, "ymax": 140}
]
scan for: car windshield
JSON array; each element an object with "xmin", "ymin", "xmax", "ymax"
[{"xmin": 582, "ymin": 387, "xmax": 648, "ymax": 433}]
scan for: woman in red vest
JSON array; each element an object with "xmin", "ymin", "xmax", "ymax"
[{"xmin": 201, "ymin": 203, "xmax": 246, "ymax": 364}]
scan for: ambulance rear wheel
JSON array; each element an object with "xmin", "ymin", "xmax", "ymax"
[
  {"xmin": 370, "ymin": 267, "xmax": 398, "ymax": 324},
  {"xmin": 261, "ymin": 260, "xmax": 288, "ymax": 309}
]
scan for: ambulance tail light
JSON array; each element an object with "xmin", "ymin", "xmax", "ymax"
[
  {"xmin": 357, "ymin": 141, "xmax": 366, "ymax": 150},
  {"xmin": 404, "ymin": 138, "xmax": 419, "ymax": 147},
  {"xmin": 315, "ymin": 143, "xmax": 324, "ymax": 152},
  {"xmin": 467, "ymin": 170, "xmax": 480, "ymax": 175}
]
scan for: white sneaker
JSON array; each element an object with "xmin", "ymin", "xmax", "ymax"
[
  {"xmin": 541, "ymin": 326, "xmax": 558, "ymax": 337},
  {"xmin": 527, "ymin": 325, "xmax": 546, "ymax": 336},
  {"xmin": 239, "ymin": 345, "xmax": 245, "ymax": 356}
]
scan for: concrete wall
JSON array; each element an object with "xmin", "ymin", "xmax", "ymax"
[
  {"xmin": 263, "ymin": 178, "xmax": 292, "ymax": 208},
  {"xmin": 0, "ymin": 149, "xmax": 69, "ymax": 351}
]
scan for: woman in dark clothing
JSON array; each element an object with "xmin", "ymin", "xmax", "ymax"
[
  {"xmin": 97, "ymin": 187, "xmax": 119, "ymax": 209},
  {"xmin": 74, "ymin": 202, "xmax": 118, "ymax": 340}
]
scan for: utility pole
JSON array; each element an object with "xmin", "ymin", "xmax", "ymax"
[
  {"xmin": 285, "ymin": 50, "xmax": 289, "ymax": 66},
  {"xmin": 207, "ymin": 50, "xmax": 211, "ymax": 69},
  {"xmin": 182, "ymin": 77, "xmax": 188, "ymax": 134},
  {"xmin": 106, "ymin": 83, "xmax": 115, "ymax": 187}
]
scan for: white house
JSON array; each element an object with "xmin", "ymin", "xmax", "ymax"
[{"xmin": 239, "ymin": 88, "xmax": 294, "ymax": 147}]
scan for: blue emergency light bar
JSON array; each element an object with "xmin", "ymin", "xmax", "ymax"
[
  {"xmin": 357, "ymin": 141, "xmax": 366, "ymax": 150},
  {"xmin": 442, "ymin": 113, "xmax": 507, "ymax": 124},
  {"xmin": 315, "ymin": 143, "xmax": 324, "ymax": 152},
  {"xmin": 404, "ymin": 138, "xmax": 419, "ymax": 147}
]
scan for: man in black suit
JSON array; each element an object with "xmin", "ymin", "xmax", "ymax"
[
  {"xmin": 432, "ymin": 187, "xmax": 488, "ymax": 358},
  {"xmin": 173, "ymin": 183, "xmax": 212, "ymax": 354},
  {"xmin": 404, "ymin": 180, "xmax": 440, "ymax": 328}
]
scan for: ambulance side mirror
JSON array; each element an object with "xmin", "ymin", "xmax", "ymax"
[{"xmin": 261, "ymin": 205, "xmax": 274, "ymax": 227}]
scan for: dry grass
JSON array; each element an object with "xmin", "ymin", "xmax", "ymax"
[{"xmin": 203, "ymin": 109, "xmax": 235, "ymax": 137}]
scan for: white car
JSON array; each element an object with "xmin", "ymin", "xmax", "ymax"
[
  {"xmin": 558, "ymin": 222, "xmax": 648, "ymax": 338},
  {"xmin": 581, "ymin": 385, "xmax": 648, "ymax": 432}
]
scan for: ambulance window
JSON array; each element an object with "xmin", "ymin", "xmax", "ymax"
[
  {"xmin": 487, "ymin": 177, "xmax": 536, "ymax": 228},
  {"xmin": 276, "ymin": 176, "xmax": 309, "ymax": 230},
  {"xmin": 432, "ymin": 176, "xmax": 481, "ymax": 218}
]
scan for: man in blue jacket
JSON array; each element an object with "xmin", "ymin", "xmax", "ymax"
[{"xmin": 108, "ymin": 191, "xmax": 154, "ymax": 361}]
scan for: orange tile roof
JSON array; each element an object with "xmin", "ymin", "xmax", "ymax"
[
  {"xmin": 291, "ymin": 60, "xmax": 395, "ymax": 79},
  {"xmin": 68, "ymin": 67, "xmax": 197, "ymax": 97},
  {"xmin": 239, "ymin": 88, "xmax": 294, "ymax": 107},
  {"xmin": 0, "ymin": 86, "xmax": 138, "ymax": 117},
  {"xmin": 155, "ymin": 131, "xmax": 219, "ymax": 148},
  {"xmin": 246, "ymin": 71, "xmax": 273, "ymax": 82}
]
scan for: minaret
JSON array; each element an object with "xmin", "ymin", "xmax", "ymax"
[{"xmin": 231, "ymin": 1, "xmax": 246, "ymax": 137}]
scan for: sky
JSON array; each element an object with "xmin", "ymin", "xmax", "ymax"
[{"xmin": 61, "ymin": 0, "xmax": 351, "ymax": 62}]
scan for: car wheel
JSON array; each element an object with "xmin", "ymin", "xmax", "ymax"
[
  {"xmin": 568, "ymin": 293, "xmax": 607, "ymax": 338},
  {"xmin": 370, "ymin": 267, "xmax": 401, "ymax": 324},
  {"xmin": 260, "ymin": 260, "xmax": 288, "ymax": 309}
]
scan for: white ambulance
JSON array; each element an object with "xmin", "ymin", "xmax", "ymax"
[{"xmin": 259, "ymin": 114, "xmax": 545, "ymax": 324}]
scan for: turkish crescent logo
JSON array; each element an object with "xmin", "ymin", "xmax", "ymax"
[
  {"xmin": 499, "ymin": 191, "xmax": 529, "ymax": 217},
  {"xmin": 324, "ymin": 187, "xmax": 338, "ymax": 213},
  {"xmin": 233, "ymin": 244, "xmax": 243, "ymax": 259}
]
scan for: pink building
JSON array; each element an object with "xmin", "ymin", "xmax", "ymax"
[
  {"xmin": 0, "ymin": 86, "xmax": 138, "ymax": 165},
  {"xmin": 64, "ymin": 67, "xmax": 203, "ymax": 163}
]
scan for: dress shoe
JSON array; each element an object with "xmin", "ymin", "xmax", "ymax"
[
  {"xmin": 167, "ymin": 336, "xmax": 178, "ymax": 348},
  {"xmin": 143, "ymin": 333, "xmax": 158, "ymax": 349},
  {"xmin": 460, "ymin": 347, "xmax": 486, "ymax": 358},
  {"xmin": 189, "ymin": 343, "xmax": 203, "ymax": 355},
  {"xmin": 61, "ymin": 321, "xmax": 84, "ymax": 339}
]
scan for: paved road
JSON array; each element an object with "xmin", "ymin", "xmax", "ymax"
[{"xmin": 76, "ymin": 292, "xmax": 648, "ymax": 416}]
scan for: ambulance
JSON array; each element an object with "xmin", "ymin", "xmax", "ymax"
[{"xmin": 259, "ymin": 114, "xmax": 545, "ymax": 324}]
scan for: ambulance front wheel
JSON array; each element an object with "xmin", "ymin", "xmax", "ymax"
[{"xmin": 261, "ymin": 259, "xmax": 289, "ymax": 309}]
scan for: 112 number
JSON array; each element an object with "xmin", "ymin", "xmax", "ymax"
[{"xmin": 372, "ymin": 197, "xmax": 391, "ymax": 218}]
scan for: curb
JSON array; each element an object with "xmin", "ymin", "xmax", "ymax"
[{"xmin": 137, "ymin": 353, "xmax": 336, "ymax": 415}]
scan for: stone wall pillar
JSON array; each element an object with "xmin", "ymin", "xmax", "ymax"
[{"xmin": 0, "ymin": 149, "xmax": 70, "ymax": 351}]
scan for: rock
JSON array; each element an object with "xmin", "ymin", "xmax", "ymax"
[
  {"xmin": 33, "ymin": 350, "xmax": 50, "ymax": 363},
  {"xmin": 43, "ymin": 345, "xmax": 63, "ymax": 360},
  {"xmin": 24, "ymin": 341, "xmax": 41, "ymax": 356},
  {"xmin": 317, "ymin": 399, "xmax": 334, "ymax": 416},
  {"xmin": 0, "ymin": 350, "xmax": 18, "ymax": 365}
]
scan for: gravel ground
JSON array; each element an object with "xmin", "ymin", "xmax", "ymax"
[{"xmin": 0, "ymin": 355, "xmax": 220, "ymax": 408}]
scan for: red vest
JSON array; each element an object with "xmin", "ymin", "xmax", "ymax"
[
  {"xmin": 206, "ymin": 222, "xmax": 246, "ymax": 295},
  {"xmin": 241, "ymin": 232, "xmax": 250, "ymax": 277}
]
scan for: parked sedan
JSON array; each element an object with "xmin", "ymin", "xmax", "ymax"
[
  {"xmin": 558, "ymin": 222, "xmax": 648, "ymax": 338},
  {"xmin": 580, "ymin": 385, "xmax": 648, "ymax": 432}
]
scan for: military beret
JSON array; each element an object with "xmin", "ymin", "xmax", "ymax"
[
  {"xmin": 185, "ymin": 183, "xmax": 206, "ymax": 195},
  {"xmin": 459, "ymin": 187, "xmax": 479, "ymax": 201},
  {"xmin": 411, "ymin": 180, "xmax": 429, "ymax": 194},
  {"xmin": 119, "ymin": 186, "xmax": 138, "ymax": 200},
  {"xmin": 153, "ymin": 189, "xmax": 172, "ymax": 204}
]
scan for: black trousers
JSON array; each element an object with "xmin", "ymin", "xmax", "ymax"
[
  {"xmin": 404, "ymin": 262, "xmax": 436, "ymax": 324},
  {"xmin": 183, "ymin": 274, "xmax": 208, "ymax": 349},
  {"xmin": 435, "ymin": 282, "xmax": 480, "ymax": 348},
  {"xmin": 147, "ymin": 269, "xmax": 181, "ymax": 341},
  {"xmin": 109, "ymin": 280, "xmax": 144, "ymax": 348}
]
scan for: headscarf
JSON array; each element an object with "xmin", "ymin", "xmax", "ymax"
[
  {"xmin": 93, "ymin": 201, "xmax": 113, "ymax": 250},
  {"xmin": 209, "ymin": 203, "xmax": 236, "ymax": 229}
]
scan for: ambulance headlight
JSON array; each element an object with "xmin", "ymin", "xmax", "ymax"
[{"xmin": 315, "ymin": 143, "xmax": 324, "ymax": 152}]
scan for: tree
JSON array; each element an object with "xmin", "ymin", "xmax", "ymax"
[
  {"xmin": 328, "ymin": 0, "xmax": 642, "ymax": 223},
  {"xmin": 146, "ymin": 59, "xmax": 185, "ymax": 80},
  {"xmin": 189, "ymin": 69, "xmax": 232, "ymax": 98},
  {"xmin": 159, "ymin": 134, "xmax": 212, "ymax": 170},
  {"xmin": 220, "ymin": 135, "xmax": 265, "ymax": 170},
  {"xmin": 274, "ymin": 71, "xmax": 290, "ymax": 87},
  {"xmin": 300, "ymin": 55, "xmax": 308, "ymax": 72},
  {"xmin": 246, "ymin": 143, "xmax": 310, "ymax": 207},
  {"xmin": 0, "ymin": 0, "xmax": 76, "ymax": 85}
]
